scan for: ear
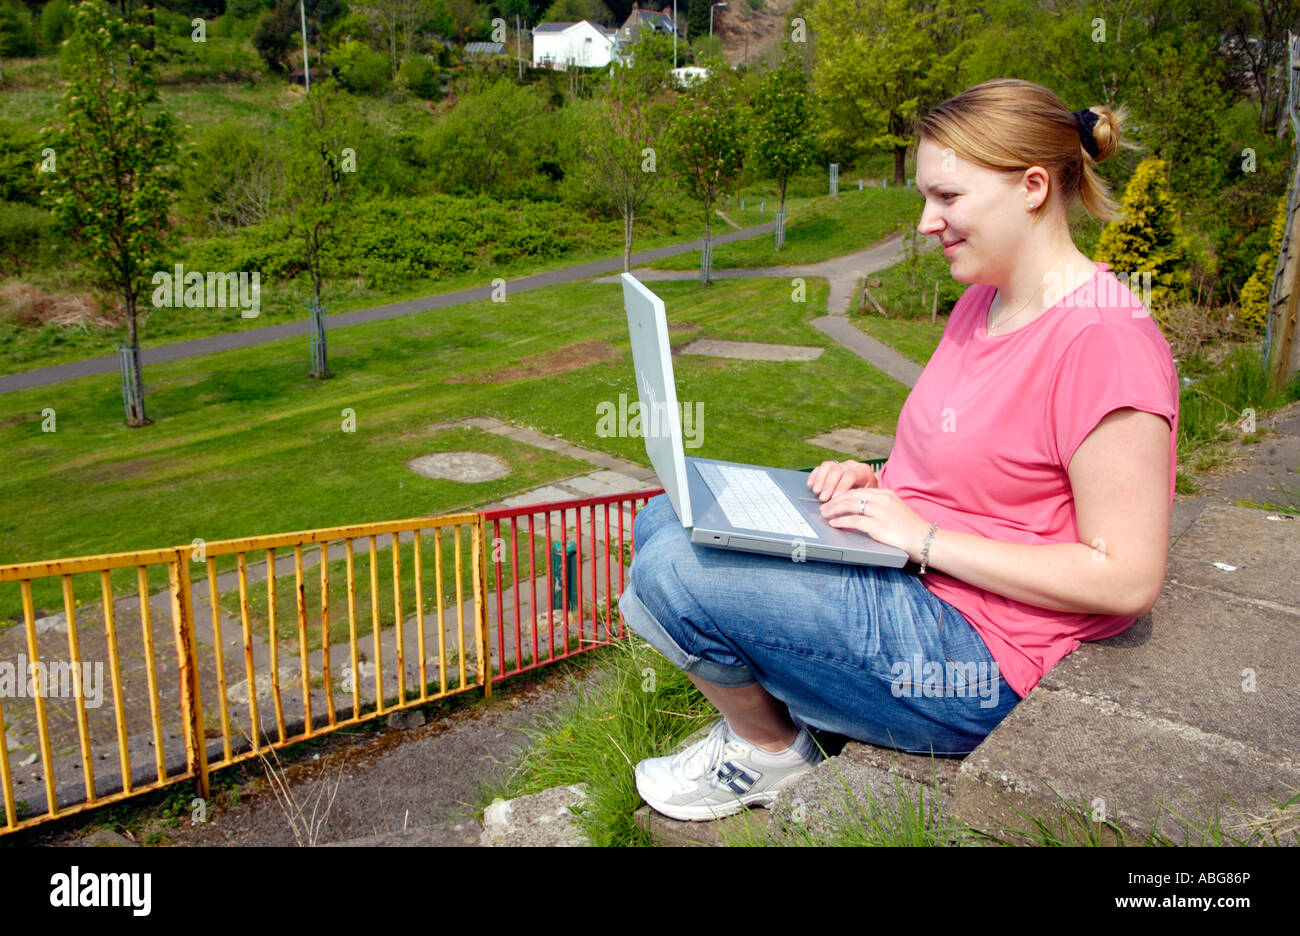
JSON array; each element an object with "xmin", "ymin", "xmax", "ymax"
[{"xmin": 1022, "ymin": 165, "xmax": 1052, "ymax": 206}]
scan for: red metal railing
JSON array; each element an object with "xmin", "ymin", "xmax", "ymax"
[{"xmin": 481, "ymin": 488, "xmax": 662, "ymax": 682}]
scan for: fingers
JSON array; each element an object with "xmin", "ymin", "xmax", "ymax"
[{"xmin": 808, "ymin": 460, "xmax": 861, "ymax": 501}]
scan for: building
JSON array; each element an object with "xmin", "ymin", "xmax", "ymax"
[
  {"xmin": 619, "ymin": 2, "xmax": 683, "ymax": 43},
  {"xmin": 532, "ymin": 21, "xmax": 622, "ymax": 70}
]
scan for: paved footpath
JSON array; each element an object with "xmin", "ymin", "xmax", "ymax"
[{"xmin": 0, "ymin": 221, "xmax": 773, "ymax": 395}]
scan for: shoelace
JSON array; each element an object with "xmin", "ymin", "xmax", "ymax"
[{"xmin": 672, "ymin": 720, "xmax": 751, "ymax": 784}]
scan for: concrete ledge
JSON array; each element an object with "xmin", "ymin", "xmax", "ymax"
[{"xmin": 952, "ymin": 503, "xmax": 1300, "ymax": 846}]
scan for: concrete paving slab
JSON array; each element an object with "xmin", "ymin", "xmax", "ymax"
[
  {"xmin": 680, "ymin": 339, "xmax": 824, "ymax": 362},
  {"xmin": 1164, "ymin": 502, "xmax": 1300, "ymax": 606},
  {"xmin": 952, "ymin": 500, "xmax": 1300, "ymax": 847}
]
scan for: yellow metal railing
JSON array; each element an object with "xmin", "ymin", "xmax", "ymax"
[
  {"xmin": 0, "ymin": 489, "xmax": 660, "ymax": 837},
  {"xmin": 0, "ymin": 512, "xmax": 491, "ymax": 836}
]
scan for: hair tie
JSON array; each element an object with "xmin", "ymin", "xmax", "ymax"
[{"xmin": 1074, "ymin": 108, "xmax": 1100, "ymax": 159}]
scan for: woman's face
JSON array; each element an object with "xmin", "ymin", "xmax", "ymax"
[{"xmin": 915, "ymin": 136, "xmax": 1042, "ymax": 286}]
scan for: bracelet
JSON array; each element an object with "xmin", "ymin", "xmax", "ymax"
[{"xmin": 918, "ymin": 522, "xmax": 938, "ymax": 575}]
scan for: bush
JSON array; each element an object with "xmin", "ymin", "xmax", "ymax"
[
  {"xmin": 39, "ymin": 0, "xmax": 70, "ymax": 51},
  {"xmin": 0, "ymin": 117, "xmax": 43, "ymax": 205},
  {"xmin": 328, "ymin": 40, "xmax": 391, "ymax": 95},
  {"xmin": 421, "ymin": 77, "xmax": 550, "ymax": 199},
  {"xmin": 0, "ymin": 0, "xmax": 35, "ymax": 57},
  {"xmin": 179, "ymin": 121, "xmax": 284, "ymax": 233},
  {"xmin": 1237, "ymin": 194, "xmax": 1286, "ymax": 331},
  {"xmin": 397, "ymin": 55, "xmax": 441, "ymax": 100},
  {"xmin": 0, "ymin": 201, "xmax": 54, "ymax": 272},
  {"xmin": 181, "ymin": 193, "xmax": 583, "ymax": 291}
]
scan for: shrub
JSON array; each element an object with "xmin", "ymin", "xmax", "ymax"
[
  {"xmin": 39, "ymin": 0, "xmax": 70, "ymax": 50},
  {"xmin": 0, "ymin": 117, "xmax": 43, "ymax": 205},
  {"xmin": 1095, "ymin": 157, "xmax": 1193, "ymax": 324},
  {"xmin": 0, "ymin": 201, "xmax": 53, "ymax": 272},
  {"xmin": 179, "ymin": 121, "xmax": 284, "ymax": 233},
  {"xmin": 1237, "ymin": 193, "xmax": 1286, "ymax": 332},
  {"xmin": 0, "ymin": 0, "xmax": 35, "ymax": 57},
  {"xmin": 398, "ymin": 55, "xmax": 441, "ymax": 100},
  {"xmin": 328, "ymin": 40, "xmax": 391, "ymax": 95}
]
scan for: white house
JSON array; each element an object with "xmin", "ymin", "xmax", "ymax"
[
  {"xmin": 532, "ymin": 21, "xmax": 622, "ymax": 70},
  {"xmin": 670, "ymin": 65, "xmax": 710, "ymax": 87}
]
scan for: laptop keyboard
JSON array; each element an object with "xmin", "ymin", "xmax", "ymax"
[{"xmin": 694, "ymin": 462, "xmax": 818, "ymax": 539}]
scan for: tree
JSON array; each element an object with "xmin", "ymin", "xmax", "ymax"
[
  {"xmin": 253, "ymin": 0, "xmax": 300, "ymax": 73},
  {"xmin": 356, "ymin": 0, "xmax": 432, "ymax": 77},
  {"xmin": 666, "ymin": 56, "xmax": 745, "ymax": 284},
  {"xmin": 423, "ymin": 76, "xmax": 546, "ymax": 197},
  {"xmin": 277, "ymin": 81, "xmax": 360, "ymax": 378},
  {"xmin": 1095, "ymin": 157, "xmax": 1193, "ymax": 325},
  {"xmin": 749, "ymin": 47, "xmax": 816, "ymax": 248},
  {"xmin": 541, "ymin": 0, "xmax": 613, "ymax": 25},
  {"xmin": 41, "ymin": 1, "xmax": 177, "ymax": 428},
  {"xmin": 809, "ymin": 0, "xmax": 975, "ymax": 182},
  {"xmin": 1215, "ymin": 0, "xmax": 1300, "ymax": 136},
  {"xmin": 573, "ymin": 30, "xmax": 674, "ymax": 271}
]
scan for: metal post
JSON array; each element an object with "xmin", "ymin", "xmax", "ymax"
[
  {"xmin": 170, "ymin": 549, "xmax": 209, "ymax": 800},
  {"xmin": 300, "ymin": 0, "xmax": 310, "ymax": 91}
]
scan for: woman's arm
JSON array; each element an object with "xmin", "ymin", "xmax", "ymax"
[{"xmin": 921, "ymin": 407, "xmax": 1172, "ymax": 618}]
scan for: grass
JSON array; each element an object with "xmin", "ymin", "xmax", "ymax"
[
  {"xmin": 478, "ymin": 635, "xmax": 719, "ymax": 846},
  {"xmin": 0, "ymin": 274, "xmax": 910, "ymax": 619}
]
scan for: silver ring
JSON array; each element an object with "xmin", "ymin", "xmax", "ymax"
[{"xmin": 858, "ymin": 498, "xmax": 867, "ymax": 515}]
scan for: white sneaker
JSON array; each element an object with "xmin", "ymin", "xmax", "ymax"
[{"xmin": 634, "ymin": 717, "xmax": 823, "ymax": 821}]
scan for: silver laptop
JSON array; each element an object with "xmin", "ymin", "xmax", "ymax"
[{"xmin": 620, "ymin": 273, "xmax": 910, "ymax": 568}]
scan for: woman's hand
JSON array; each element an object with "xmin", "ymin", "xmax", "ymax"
[
  {"xmin": 806, "ymin": 459, "xmax": 878, "ymax": 501},
  {"xmin": 818, "ymin": 487, "xmax": 933, "ymax": 565}
]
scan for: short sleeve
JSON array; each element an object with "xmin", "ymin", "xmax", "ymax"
[{"xmin": 1048, "ymin": 323, "xmax": 1177, "ymax": 472}]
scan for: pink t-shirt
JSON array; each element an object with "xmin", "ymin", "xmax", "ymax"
[{"xmin": 876, "ymin": 261, "xmax": 1179, "ymax": 699}]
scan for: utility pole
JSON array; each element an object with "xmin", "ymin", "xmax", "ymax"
[
  {"xmin": 299, "ymin": 0, "xmax": 310, "ymax": 90},
  {"xmin": 517, "ymin": 14, "xmax": 523, "ymax": 80}
]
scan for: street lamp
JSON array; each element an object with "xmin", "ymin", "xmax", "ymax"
[{"xmin": 709, "ymin": 2, "xmax": 727, "ymax": 40}]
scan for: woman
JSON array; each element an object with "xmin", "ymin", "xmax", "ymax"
[{"xmin": 618, "ymin": 78, "xmax": 1180, "ymax": 822}]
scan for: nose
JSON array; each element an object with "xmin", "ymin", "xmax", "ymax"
[{"xmin": 917, "ymin": 199, "xmax": 945, "ymax": 239}]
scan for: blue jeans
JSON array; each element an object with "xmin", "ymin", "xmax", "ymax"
[{"xmin": 619, "ymin": 494, "xmax": 1020, "ymax": 757}]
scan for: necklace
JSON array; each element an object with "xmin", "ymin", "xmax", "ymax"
[{"xmin": 987, "ymin": 256, "xmax": 1069, "ymax": 336}]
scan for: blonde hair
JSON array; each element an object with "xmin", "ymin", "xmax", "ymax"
[{"xmin": 917, "ymin": 78, "xmax": 1136, "ymax": 223}]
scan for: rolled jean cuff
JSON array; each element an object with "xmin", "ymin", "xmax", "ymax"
[{"xmin": 618, "ymin": 585, "xmax": 757, "ymax": 688}]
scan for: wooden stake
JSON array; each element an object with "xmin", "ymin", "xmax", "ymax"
[{"xmin": 863, "ymin": 286, "xmax": 887, "ymax": 318}]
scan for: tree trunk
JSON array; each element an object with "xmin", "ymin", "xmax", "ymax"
[
  {"xmin": 624, "ymin": 206, "xmax": 634, "ymax": 272},
  {"xmin": 702, "ymin": 200, "xmax": 712, "ymax": 286},
  {"xmin": 310, "ymin": 256, "xmax": 330, "ymax": 379},
  {"xmin": 123, "ymin": 295, "xmax": 149, "ymax": 427},
  {"xmin": 894, "ymin": 144, "xmax": 907, "ymax": 186}
]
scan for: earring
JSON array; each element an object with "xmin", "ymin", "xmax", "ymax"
[{"xmin": 1027, "ymin": 201, "xmax": 1036, "ymax": 209}]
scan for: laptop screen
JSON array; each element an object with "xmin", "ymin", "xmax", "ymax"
[{"xmin": 621, "ymin": 273, "xmax": 693, "ymax": 529}]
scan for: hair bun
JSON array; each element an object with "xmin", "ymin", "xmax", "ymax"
[{"xmin": 1084, "ymin": 105, "xmax": 1124, "ymax": 162}]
